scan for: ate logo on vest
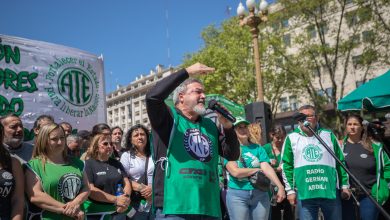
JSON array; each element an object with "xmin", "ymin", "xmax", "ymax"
[
  {"xmin": 184, "ymin": 128, "xmax": 213, "ymax": 162},
  {"xmin": 58, "ymin": 173, "xmax": 82, "ymax": 202},
  {"xmin": 303, "ymin": 144, "xmax": 323, "ymax": 162}
]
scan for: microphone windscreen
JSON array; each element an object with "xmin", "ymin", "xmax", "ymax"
[{"xmin": 208, "ymin": 99, "xmax": 218, "ymax": 109}]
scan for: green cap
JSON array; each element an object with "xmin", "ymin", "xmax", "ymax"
[{"xmin": 233, "ymin": 116, "xmax": 250, "ymax": 127}]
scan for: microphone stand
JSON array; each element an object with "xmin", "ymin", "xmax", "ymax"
[{"xmin": 302, "ymin": 121, "xmax": 390, "ymax": 220}]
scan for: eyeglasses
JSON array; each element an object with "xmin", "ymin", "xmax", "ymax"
[
  {"xmin": 187, "ymin": 89, "xmax": 205, "ymax": 95},
  {"xmin": 101, "ymin": 142, "xmax": 113, "ymax": 147}
]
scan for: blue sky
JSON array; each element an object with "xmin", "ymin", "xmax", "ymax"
[{"xmin": 1, "ymin": 0, "xmax": 272, "ymax": 93}]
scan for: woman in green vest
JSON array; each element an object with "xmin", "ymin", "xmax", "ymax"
[
  {"xmin": 225, "ymin": 117, "xmax": 286, "ymax": 220},
  {"xmin": 262, "ymin": 125, "xmax": 293, "ymax": 220},
  {"xmin": 25, "ymin": 123, "xmax": 90, "ymax": 220}
]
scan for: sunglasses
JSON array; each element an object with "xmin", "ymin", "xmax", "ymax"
[{"xmin": 101, "ymin": 141, "xmax": 113, "ymax": 147}]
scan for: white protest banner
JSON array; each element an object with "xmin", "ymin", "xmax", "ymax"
[{"xmin": 0, "ymin": 34, "xmax": 106, "ymax": 140}]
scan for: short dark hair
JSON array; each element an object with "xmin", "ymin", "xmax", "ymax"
[
  {"xmin": 59, "ymin": 122, "xmax": 72, "ymax": 129},
  {"xmin": 124, "ymin": 124, "xmax": 151, "ymax": 157},
  {"xmin": 33, "ymin": 114, "xmax": 54, "ymax": 130},
  {"xmin": 91, "ymin": 123, "xmax": 111, "ymax": 136},
  {"xmin": 298, "ymin": 105, "xmax": 316, "ymax": 112},
  {"xmin": 111, "ymin": 126, "xmax": 123, "ymax": 135},
  {"xmin": 270, "ymin": 124, "xmax": 286, "ymax": 137}
]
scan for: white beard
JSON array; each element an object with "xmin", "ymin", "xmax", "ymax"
[
  {"xmin": 4, "ymin": 137, "xmax": 23, "ymax": 148},
  {"xmin": 193, "ymin": 105, "xmax": 206, "ymax": 115}
]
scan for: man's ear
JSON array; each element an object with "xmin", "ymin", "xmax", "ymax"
[
  {"xmin": 178, "ymin": 93, "xmax": 185, "ymax": 103},
  {"xmin": 33, "ymin": 127, "xmax": 39, "ymax": 136}
]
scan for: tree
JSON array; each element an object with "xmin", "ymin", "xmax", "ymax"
[
  {"xmin": 183, "ymin": 17, "xmax": 300, "ymax": 116},
  {"xmin": 264, "ymin": 0, "xmax": 390, "ymax": 134}
]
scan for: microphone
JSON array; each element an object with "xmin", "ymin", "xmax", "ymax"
[
  {"xmin": 293, "ymin": 112, "xmax": 307, "ymax": 122},
  {"xmin": 362, "ymin": 120, "xmax": 386, "ymax": 130},
  {"xmin": 208, "ymin": 99, "xmax": 236, "ymax": 123}
]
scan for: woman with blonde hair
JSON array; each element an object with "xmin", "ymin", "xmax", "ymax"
[
  {"xmin": 83, "ymin": 134, "xmax": 131, "ymax": 220},
  {"xmin": 248, "ymin": 122, "xmax": 263, "ymax": 145},
  {"xmin": 225, "ymin": 117, "xmax": 285, "ymax": 220},
  {"xmin": 25, "ymin": 123, "xmax": 89, "ymax": 220}
]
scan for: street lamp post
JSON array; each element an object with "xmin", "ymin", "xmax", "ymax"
[
  {"xmin": 237, "ymin": 0, "xmax": 272, "ymax": 144},
  {"xmin": 237, "ymin": 0, "xmax": 268, "ymax": 102}
]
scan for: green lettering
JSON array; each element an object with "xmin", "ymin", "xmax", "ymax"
[
  {"xmin": 81, "ymin": 73, "xmax": 90, "ymax": 103},
  {"xmin": 4, "ymin": 45, "xmax": 20, "ymax": 64},
  {"xmin": 4, "ymin": 68, "xmax": 18, "ymax": 91},
  {"xmin": 27, "ymin": 72, "xmax": 38, "ymax": 93},
  {"xmin": 0, "ymin": 95, "xmax": 23, "ymax": 116},
  {"xmin": 0, "ymin": 43, "xmax": 20, "ymax": 64}
]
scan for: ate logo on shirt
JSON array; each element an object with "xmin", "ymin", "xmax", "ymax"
[
  {"xmin": 184, "ymin": 128, "xmax": 213, "ymax": 162},
  {"xmin": 58, "ymin": 173, "xmax": 82, "ymax": 202},
  {"xmin": 303, "ymin": 144, "xmax": 323, "ymax": 162}
]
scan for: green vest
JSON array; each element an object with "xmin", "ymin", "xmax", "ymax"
[
  {"xmin": 27, "ymin": 157, "xmax": 84, "ymax": 220},
  {"xmin": 163, "ymin": 108, "xmax": 220, "ymax": 217}
]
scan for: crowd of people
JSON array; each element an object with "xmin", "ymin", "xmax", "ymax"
[{"xmin": 0, "ymin": 62, "xmax": 389, "ymax": 220}]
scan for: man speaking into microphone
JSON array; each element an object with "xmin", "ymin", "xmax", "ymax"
[
  {"xmin": 281, "ymin": 104, "xmax": 350, "ymax": 220},
  {"xmin": 146, "ymin": 62, "xmax": 240, "ymax": 219}
]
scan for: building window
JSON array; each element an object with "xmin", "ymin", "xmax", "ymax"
[
  {"xmin": 346, "ymin": 11, "xmax": 358, "ymax": 27},
  {"xmin": 317, "ymin": 89, "xmax": 325, "ymax": 97},
  {"xmin": 325, "ymin": 87, "xmax": 334, "ymax": 102},
  {"xmin": 362, "ymin": 30, "xmax": 374, "ymax": 43},
  {"xmin": 281, "ymin": 19, "xmax": 289, "ymax": 28},
  {"xmin": 319, "ymin": 22, "xmax": 328, "ymax": 35},
  {"xmin": 307, "ymin": 25, "xmax": 316, "ymax": 39},
  {"xmin": 325, "ymin": 87, "xmax": 333, "ymax": 97},
  {"xmin": 312, "ymin": 68, "xmax": 320, "ymax": 77},
  {"xmin": 351, "ymin": 34, "xmax": 360, "ymax": 44},
  {"xmin": 289, "ymin": 96, "xmax": 298, "ymax": 111},
  {"xmin": 283, "ymin": 34, "xmax": 291, "ymax": 47},
  {"xmin": 352, "ymin": 55, "xmax": 362, "ymax": 68},
  {"xmin": 272, "ymin": 22, "xmax": 280, "ymax": 31},
  {"xmin": 280, "ymin": 97, "xmax": 289, "ymax": 112},
  {"xmin": 356, "ymin": 80, "xmax": 364, "ymax": 88}
]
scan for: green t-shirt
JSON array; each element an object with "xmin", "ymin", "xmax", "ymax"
[
  {"xmin": 224, "ymin": 143, "xmax": 269, "ymax": 190},
  {"xmin": 27, "ymin": 157, "xmax": 84, "ymax": 220},
  {"xmin": 263, "ymin": 143, "xmax": 281, "ymax": 168}
]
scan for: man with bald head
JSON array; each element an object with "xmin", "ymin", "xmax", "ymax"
[{"xmin": 0, "ymin": 113, "xmax": 34, "ymax": 163}]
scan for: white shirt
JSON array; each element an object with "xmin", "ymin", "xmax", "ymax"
[{"xmin": 120, "ymin": 151, "xmax": 154, "ymax": 184}]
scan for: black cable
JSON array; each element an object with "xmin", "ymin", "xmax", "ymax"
[{"xmin": 302, "ymin": 121, "xmax": 390, "ymax": 220}]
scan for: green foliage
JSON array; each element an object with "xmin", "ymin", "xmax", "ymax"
[
  {"xmin": 183, "ymin": 0, "xmax": 389, "ymax": 134},
  {"xmin": 183, "ymin": 18, "xmax": 257, "ymax": 104}
]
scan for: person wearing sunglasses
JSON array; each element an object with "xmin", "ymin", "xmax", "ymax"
[{"xmin": 83, "ymin": 134, "xmax": 131, "ymax": 220}]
